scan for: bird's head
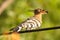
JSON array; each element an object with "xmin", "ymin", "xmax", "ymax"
[{"xmin": 34, "ymin": 8, "xmax": 48, "ymax": 15}]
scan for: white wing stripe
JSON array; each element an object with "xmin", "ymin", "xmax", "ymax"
[
  {"xmin": 32, "ymin": 18, "xmax": 41, "ymax": 27},
  {"xmin": 26, "ymin": 20, "xmax": 37, "ymax": 27}
]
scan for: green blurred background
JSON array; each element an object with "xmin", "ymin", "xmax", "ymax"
[{"xmin": 0, "ymin": 0, "xmax": 60, "ymax": 40}]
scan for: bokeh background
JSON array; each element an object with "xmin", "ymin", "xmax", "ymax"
[{"xmin": 0, "ymin": 0, "xmax": 60, "ymax": 40}]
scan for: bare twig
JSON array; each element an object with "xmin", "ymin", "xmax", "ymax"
[{"xmin": 0, "ymin": 26, "xmax": 60, "ymax": 36}]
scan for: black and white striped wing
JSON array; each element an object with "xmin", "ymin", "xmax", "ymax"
[
  {"xmin": 19, "ymin": 17, "xmax": 41, "ymax": 30},
  {"xmin": 10, "ymin": 17, "xmax": 41, "ymax": 32},
  {"xmin": 25, "ymin": 18, "xmax": 41, "ymax": 30}
]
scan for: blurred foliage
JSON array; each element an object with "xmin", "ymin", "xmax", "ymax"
[{"xmin": 0, "ymin": 0, "xmax": 60, "ymax": 40}]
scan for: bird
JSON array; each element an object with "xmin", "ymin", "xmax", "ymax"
[{"xmin": 10, "ymin": 8, "xmax": 48, "ymax": 32}]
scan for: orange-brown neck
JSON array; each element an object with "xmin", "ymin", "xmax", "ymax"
[{"xmin": 34, "ymin": 14, "xmax": 42, "ymax": 23}]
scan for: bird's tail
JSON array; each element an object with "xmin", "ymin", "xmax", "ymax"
[{"xmin": 10, "ymin": 27, "xmax": 21, "ymax": 32}]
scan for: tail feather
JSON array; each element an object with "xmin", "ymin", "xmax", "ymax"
[{"xmin": 10, "ymin": 27, "xmax": 19, "ymax": 32}]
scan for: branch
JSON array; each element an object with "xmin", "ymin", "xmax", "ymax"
[
  {"xmin": 19, "ymin": 26, "xmax": 60, "ymax": 33},
  {"xmin": 0, "ymin": 26, "xmax": 60, "ymax": 35}
]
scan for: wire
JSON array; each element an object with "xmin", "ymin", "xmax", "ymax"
[
  {"xmin": 19, "ymin": 26, "xmax": 60, "ymax": 33},
  {"xmin": 0, "ymin": 26, "xmax": 60, "ymax": 35}
]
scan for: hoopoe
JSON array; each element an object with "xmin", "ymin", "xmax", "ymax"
[{"xmin": 10, "ymin": 8, "xmax": 48, "ymax": 32}]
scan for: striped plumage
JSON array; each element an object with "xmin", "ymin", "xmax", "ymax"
[
  {"xmin": 10, "ymin": 8, "xmax": 48, "ymax": 32},
  {"xmin": 11, "ymin": 17, "xmax": 41, "ymax": 32}
]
